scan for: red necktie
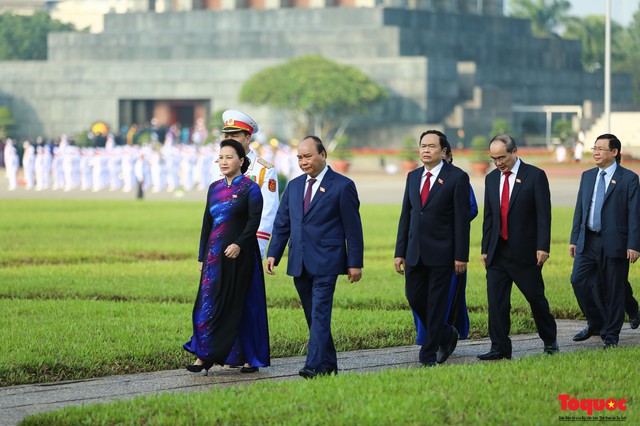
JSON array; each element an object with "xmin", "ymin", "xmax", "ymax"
[
  {"xmin": 500, "ymin": 171, "xmax": 512, "ymax": 240},
  {"xmin": 303, "ymin": 178, "xmax": 316, "ymax": 213},
  {"xmin": 421, "ymin": 172, "xmax": 432, "ymax": 206}
]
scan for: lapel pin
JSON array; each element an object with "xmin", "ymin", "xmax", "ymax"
[
  {"xmin": 320, "ymin": 187, "xmax": 326, "ymax": 192},
  {"xmin": 516, "ymin": 178, "xmax": 522, "ymax": 183},
  {"xmin": 438, "ymin": 179, "xmax": 443, "ymax": 184},
  {"xmin": 612, "ymin": 180, "xmax": 617, "ymax": 184}
]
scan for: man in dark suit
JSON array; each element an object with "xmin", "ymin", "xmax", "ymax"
[
  {"xmin": 394, "ymin": 130, "xmax": 470, "ymax": 367},
  {"xmin": 570, "ymin": 133, "xmax": 640, "ymax": 348},
  {"xmin": 266, "ymin": 136, "xmax": 364, "ymax": 379},
  {"xmin": 478, "ymin": 134, "xmax": 558, "ymax": 360}
]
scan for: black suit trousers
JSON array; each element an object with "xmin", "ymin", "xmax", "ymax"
[
  {"xmin": 293, "ymin": 268, "xmax": 339, "ymax": 373},
  {"xmin": 570, "ymin": 232, "xmax": 627, "ymax": 344},
  {"xmin": 625, "ymin": 281, "xmax": 639, "ymax": 319},
  {"xmin": 486, "ymin": 239, "xmax": 557, "ymax": 354},
  {"xmin": 405, "ymin": 262, "xmax": 455, "ymax": 364}
]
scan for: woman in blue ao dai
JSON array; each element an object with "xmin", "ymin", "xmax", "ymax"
[{"xmin": 184, "ymin": 139, "xmax": 270, "ymax": 373}]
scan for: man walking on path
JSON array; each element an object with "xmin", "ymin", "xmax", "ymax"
[
  {"xmin": 266, "ymin": 135, "xmax": 364, "ymax": 378},
  {"xmin": 478, "ymin": 134, "xmax": 558, "ymax": 360},
  {"xmin": 570, "ymin": 133, "xmax": 640, "ymax": 348}
]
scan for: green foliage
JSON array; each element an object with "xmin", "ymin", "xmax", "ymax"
[
  {"xmin": 613, "ymin": 10, "xmax": 640, "ymax": 103},
  {"xmin": 490, "ymin": 118, "xmax": 514, "ymax": 138},
  {"xmin": 333, "ymin": 134, "xmax": 353, "ymax": 160},
  {"xmin": 277, "ymin": 172, "xmax": 288, "ymax": 197},
  {"xmin": 22, "ymin": 348, "xmax": 640, "ymax": 425},
  {"xmin": 74, "ymin": 130, "xmax": 91, "ymax": 147},
  {"xmin": 0, "ymin": 106, "xmax": 16, "ymax": 138},
  {"xmin": 0, "ymin": 11, "xmax": 76, "ymax": 60},
  {"xmin": 563, "ymin": 15, "xmax": 626, "ymax": 73},
  {"xmin": 209, "ymin": 109, "xmax": 225, "ymax": 131},
  {"xmin": 509, "ymin": 0, "xmax": 572, "ymax": 37},
  {"xmin": 470, "ymin": 135, "xmax": 489, "ymax": 161},
  {"xmin": 401, "ymin": 135, "xmax": 417, "ymax": 160},
  {"xmin": 239, "ymin": 55, "xmax": 387, "ymax": 140},
  {"xmin": 552, "ymin": 119, "xmax": 575, "ymax": 143}
]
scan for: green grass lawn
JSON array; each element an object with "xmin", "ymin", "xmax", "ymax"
[
  {"xmin": 21, "ymin": 348, "xmax": 639, "ymax": 425},
  {"xmin": 1, "ymin": 199, "xmax": 637, "ymax": 390},
  {"xmin": 4, "ymin": 199, "xmax": 638, "ymax": 424}
]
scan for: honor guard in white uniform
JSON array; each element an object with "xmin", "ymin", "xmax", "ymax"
[
  {"xmin": 3, "ymin": 138, "xmax": 19, "ymax": 191},
  {"xmin": 22, "ymin": 140, "xmax": 36, "ymax": 190},
  {"xmin": 211, "ymin": 110, "xmax": 279, "ymax": 258}
]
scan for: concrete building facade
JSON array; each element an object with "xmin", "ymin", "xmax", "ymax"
[{"xmin": 0, "ymin": 7, "xmax": 633, "ymax": 147}]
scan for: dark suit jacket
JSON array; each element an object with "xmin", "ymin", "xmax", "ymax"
[
  {"xmin": 395, "ymin": 161, "xmax": 470, "ymax": 267},
  {"xmin": 570, "ymin": 165, "xmax": 640, "ymax": 258},
  {"xmin": 482, "ymin": 161, "xmax": 551, "ymax": 267},
  {"xmin": 267, "ymin": 166, "xmax": 364, "ymax": 277}
]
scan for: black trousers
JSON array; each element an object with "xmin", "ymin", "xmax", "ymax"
[
  {"xmin": 293, "ymin": 268, "xmax": 338, "ymax": 373},
  {"xmin": 625, "ymin": 281, "xmax": 639, "ymax": 319},
  {"xmin": 405, "ymin": 262, "xmax": 455, "ymax": 364},
  {"xmin": 486, "ymin": 238, "xmax": 557, "ymax": 354},
  {"xmin": 571, "ymin": 231, "xmax": 628, "ymax": 344}
]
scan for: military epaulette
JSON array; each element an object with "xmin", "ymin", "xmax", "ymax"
[{"xmin": 257, "ymin": 158, "xmax": 274, "ymax": 169}]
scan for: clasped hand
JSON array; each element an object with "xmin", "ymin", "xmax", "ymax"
[{"xmin": 224, "ymin": 243, "xmax": 240, "ymax": 259}]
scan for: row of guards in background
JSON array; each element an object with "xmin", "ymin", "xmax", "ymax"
[{"xmin": 1, "ymin": 134, "xmax": 303, "ymax": 193}]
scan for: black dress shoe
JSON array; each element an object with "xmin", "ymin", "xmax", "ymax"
[
  {"xmin": 573, "ymin": 326, "xmax": 598, "ymax": 342},
  {"xmin": 603, "ymin": 341, "xmax": 618, "ymax": 349},
  {"xmin": 436, "ymin": 328, "xmax": 459, "ymax": 364},
  {"xmin": 185, "ymin": 361, "xmax": 213, "ymax": 372},
  {"xmin": 630, "ymin": 316, "xmax": 640, "ymax": 329},
  {"xmin": 240, "ymin": 366, "xmax": 259, "ymax": 373},
  {"xmin": 298, "ymin": 366, "xmax": 318, "ymax": 379},
  {"xmin": 477, "ymin": 350, "xmax": 511, "ymax": 361},
  {"xmin": 543, "ymin": 341, "xmax": 560, "ymax": 355}
]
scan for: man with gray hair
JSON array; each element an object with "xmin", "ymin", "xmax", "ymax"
[{"xmin": 478, "ymin": 134, "xmax": 558, "ymax": 360}]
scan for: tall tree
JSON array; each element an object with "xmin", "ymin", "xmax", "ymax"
[
  {"xmin": 239, "ymin": 55, "xmax": 387, "ymax": 147},
  {"xmin": 0, "ymin": 107, "xmax": 16, "ymax": 139},
  {"xmin": 563, "ymin": 15, "xmax": 626, "ymax": 73},
  {"xmin": 0, "ymin": 11, "xmax": 76, "ymax": 60},
  {"xmin": 509, "ymin": 0, "xmax": 572, "ymax": 37},
  {"xmin": 616, "ymin": 10, "xmax": 640, "ymax": 102}
]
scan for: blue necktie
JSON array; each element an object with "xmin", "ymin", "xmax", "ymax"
[{"xmin": 592, "ymin": 170, "xmax": 606, "ymax": 232}]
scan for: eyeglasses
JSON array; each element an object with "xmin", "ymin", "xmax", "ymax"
[
  {"xmin": 489, "ymin": 156, "xmax": 508, "ymax": 164},
  {"xmin": 591, "ymin": 147, "xmax": 612, "ymax": 152}
]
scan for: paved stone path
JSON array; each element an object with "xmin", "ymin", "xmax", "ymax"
[{"xmin": 2, "ymin": 320, "xmax": 639, "ymax": 425}]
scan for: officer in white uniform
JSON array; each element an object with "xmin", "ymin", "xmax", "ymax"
[
  {"xmin": 211, "ymin": 110, "xmax": 279, "ymax": 259},
  {"xmin": 3, "ymin": 138, "xmax": 19, "ymax": 191},
  {"xmin": 22, "ymin": 140, "xmax": 36, "ymax": 190}
]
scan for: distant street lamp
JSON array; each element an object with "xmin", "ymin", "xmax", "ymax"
[{"xmin": 605, "ymin": 0, "xmax": 611, "ymax": 132}]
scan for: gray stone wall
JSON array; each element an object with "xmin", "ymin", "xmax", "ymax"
[
  {"xmin": 0, "ymin": 7, "xmax": 635, "ymax": 147},
  {"xmin": 0, "ymin": 56, "xmax": 430, "ymax": 142}
]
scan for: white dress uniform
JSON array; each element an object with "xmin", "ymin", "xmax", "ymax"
[
  {"xmin": 22, "ymin": 141, "xmax": 36, "ymax": 190},
  {"xmin": 34, "ymin": 146, "xmax": 45, "ymax": 191},
  {"xmin": 80, "ymin": 148, "xmax": 94, "ymax": 191},
  {"xmin": 212, "ymin": 110, "xmax": 280, "ymax": 259},
  {"xmin": 51, "ymin": 145, "xmax": 64, "ymax": 190},
  {"xmin": 3, "ymin": 139, "xmax": 19, "ymax": 191},
  {"xmin": 121, "ymin": 146, "xmax": 136, "ymax": 193}
]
